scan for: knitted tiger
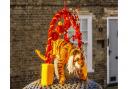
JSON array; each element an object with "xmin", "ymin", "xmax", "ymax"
[{"xmin": 35, "ymin": 39, "xmax": 87, "ymax": 84}]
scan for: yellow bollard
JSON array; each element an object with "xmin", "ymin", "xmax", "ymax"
[{"xmin": 41, "ymin": 64, "xmax": 54, "ymax": 86}]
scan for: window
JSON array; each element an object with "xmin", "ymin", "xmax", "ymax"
[
  {"xmin": 79, "ymin": 15, "xmax": 93, "ymax": 72},
  {"xmin": 68, "ymin": 15, "xmax": 94, "ymax": 72}
]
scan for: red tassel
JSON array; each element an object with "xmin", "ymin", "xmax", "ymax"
[{"xmin": 50, "ymin": 17, "xmax": 57, "ymax": 25}]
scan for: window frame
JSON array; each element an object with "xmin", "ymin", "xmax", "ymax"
[{"xmin": 79, "ymin": 15, "xmax": 94, "ymax": 72}]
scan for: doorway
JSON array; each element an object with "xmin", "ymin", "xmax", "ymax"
[{"xmin": 107, "ymin": 17, "xmax": 118, "ymax": 84}]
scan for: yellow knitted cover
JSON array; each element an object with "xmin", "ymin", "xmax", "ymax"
[{"xmin": 41, "ymin": 64, "xmax": 54, "ymax": 86}]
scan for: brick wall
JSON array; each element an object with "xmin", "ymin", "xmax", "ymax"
[{"xmin": 10, "ymin": 0, "xmax": 117, "ymax": 89}]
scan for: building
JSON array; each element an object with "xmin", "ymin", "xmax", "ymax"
[{"xmin": 10, "ymin": 0, "xmax": 118, "ymax": 89}]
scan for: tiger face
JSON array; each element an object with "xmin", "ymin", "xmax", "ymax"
[
  {"xmin": 67, "ymin": 49, "xmax": 85, "ymax": 74},
  {"xmin": 73, "ymin": 53, "xmax": 85, "ymax": 69}
]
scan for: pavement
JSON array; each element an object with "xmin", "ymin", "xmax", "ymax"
[{"xmin": 106, "ymin": 86, "xmax": 118, "ymax": 89}]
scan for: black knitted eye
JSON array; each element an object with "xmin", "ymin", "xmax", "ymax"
[{"xmin": 75, "ymin": 58, "xmax": 79, "ymax": 62}]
